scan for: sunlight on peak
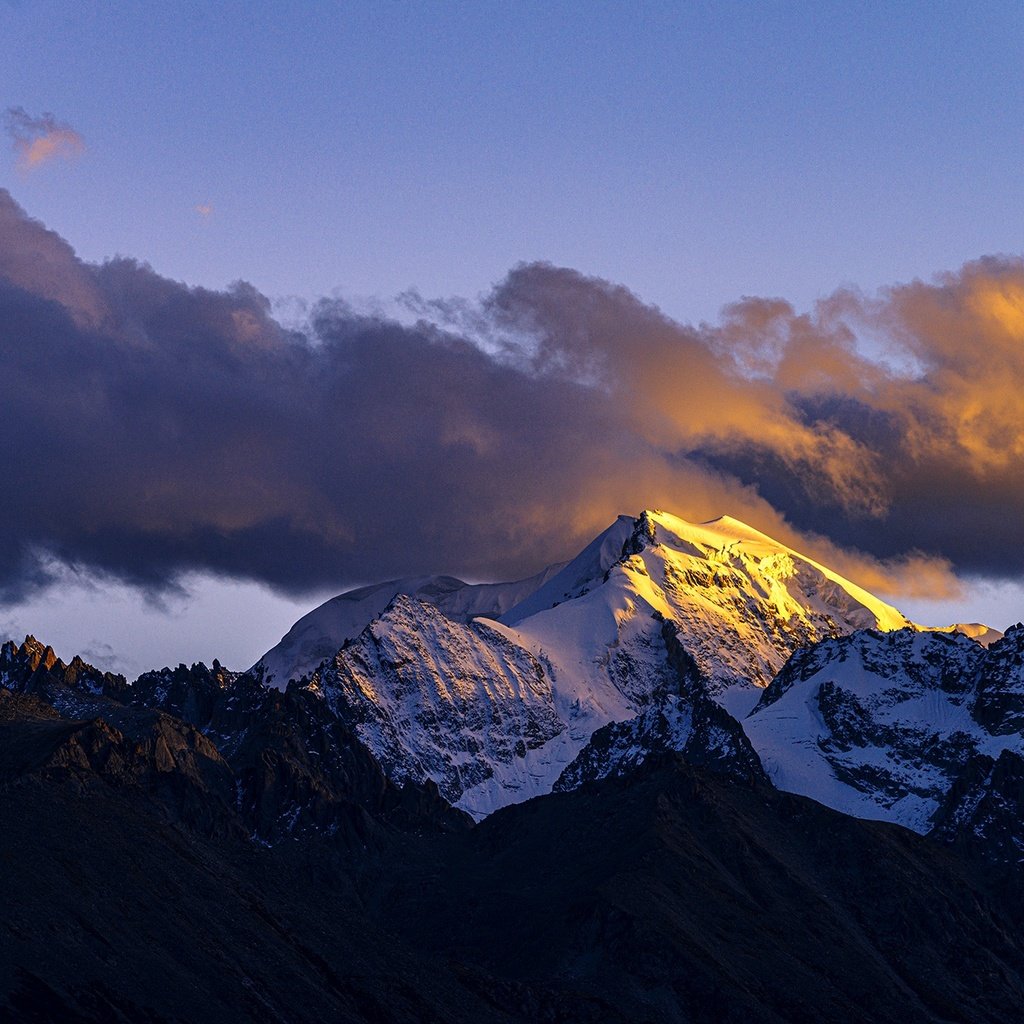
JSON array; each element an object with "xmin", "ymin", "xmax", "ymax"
[
  {"xmin": 642, "ymin": 509, "xmax": 785, "ymax": 551},
  {"xmin": 636, "ymin": 508, "xmax": 913, "ymax": 635}
]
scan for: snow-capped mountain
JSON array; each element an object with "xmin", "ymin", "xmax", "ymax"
[
  {"xmin": 253, "ymin": 564, "xmax": 564, "ymax": 688},
  {"xmin": 263, "ymin": 509, "xmax": 933, "ymax": 817},
  {"xmin": 309, "ymin": 595, "xmax": 568, "ymax": 816},
  {"xmin": 2, "ymin": 507, "xmax": 1018, "ymax": 841},
  {"xmin": 738, "ymin": 625, "xmax": 1024, "ymax": 833},
  {"xmin": 500, "ymin": 509, "xmax": 916, "ymax": 710}
]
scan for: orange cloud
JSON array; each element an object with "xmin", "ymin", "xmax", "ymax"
[
  {"xmin": 4, "ymin": 107, "xmax": 85, "ymax": 170},
  {"xmin": 195, "ymin": 203, "xmax": 213, "ymax": 218}
]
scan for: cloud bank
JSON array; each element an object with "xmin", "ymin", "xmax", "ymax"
[
  {"xmin": 0, "ymin": 190, "xmax": 1018, "ymax": 603},
  {"xmin": 4, "ymin": 108, "xmax": 85, "ymax": 169}
]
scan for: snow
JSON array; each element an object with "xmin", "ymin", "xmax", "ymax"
[
  {"xmin": 500, "ymin": 515, "xmax": 636, "ymax": 625},
  {"xmin": 743, "ymin": 629, "xmax": 1022, "ymax": 832},
  {"xmin": 253, "ymin": 562, "xmax": 565, "ymax": 689}
]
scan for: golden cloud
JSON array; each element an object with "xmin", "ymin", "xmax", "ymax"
[{"xmin": 4, "ymin": 107, "xmax": 85, "ymax": 170}]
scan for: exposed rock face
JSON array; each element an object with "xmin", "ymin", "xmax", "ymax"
[
  {"xmin": 555, "ymin": 620, "xmax": 768, "ymax": 792},
  {"xmin": 932, "ymin": 749, "xmax": 1024, "ymax": 871},
  {"xmin": 131, "ymin": 658, "xmax": 260, "ymax": 741},
  {"xmin": 972, "ymin": 623, "xmax": 1024, "ymax": 734},
  {"xmin": 0, "ymin": 635, "xmax": 130, "ymax": 706},
  {"xmin": 312, "ymin": 595, "xmax": 566, "ymax": 817},
  {"xmin": 550, "ymin": 616, "xmax": 1024, "ymax": 846},
  {"xmin": 738, "ymin": 626, "xmax": 1024, "ymax": 833}
]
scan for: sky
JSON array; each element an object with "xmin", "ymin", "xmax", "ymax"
[{"xmin": 2, "ymin": 1, "xmax": 1024, "ymax": 673}]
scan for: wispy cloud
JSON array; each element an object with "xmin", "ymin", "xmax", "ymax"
[
  {"xmin": 79, "ymin": 640, "xmax": 132, "ymax": 674},
  {"xmin": 4, "ymin": 106, "xmax": 85, "ymax": 170},
  {"xmin": 194, "ymin": 203, "xmax": 213, "ymax": 218}
]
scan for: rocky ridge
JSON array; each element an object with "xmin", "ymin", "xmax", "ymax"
[{"xmin": 0, "ymin": 637, "xmax": 467, "ymax": 844}]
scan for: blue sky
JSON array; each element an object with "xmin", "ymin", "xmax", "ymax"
[
  {"xmin": 3, "ymin": 1, "xmax": 1024, "ymax": 671},
  {"xmin": 7, "ymin": 1, "xmax": 1024, "ymax": 320}
]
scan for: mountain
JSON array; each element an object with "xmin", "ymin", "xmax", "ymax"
[
  {"xmin": 0, "ymin": 634, "xmax": 130, "ymax": 707},
  {"xmin": 253, "ymin": 563, "xmax": 565, "ymax": 689},
  {"xmin": 6, "ymin": 687, "xmax": 1024, "ymax": 1024},
  {"xmin": 8, "ymin": 509, "xmax": 996, "ymax": 826},
  {"xmin": 5, "ymin": 537, "xmax": 1024, "ymax": 1020},
  {"xmin": 259, "ymin": 509, "xmax": 932, "ymax": 817},
  {"xmin": 736, "ymin": 624, "xmax": 1024, "ymax": 833},
  {"xmin": 497, "ymin": 510, "xmax": 918, "ymax": 710},
  {"xmin": 0, "ymin": 636, "xmax": 467, "ymax": 843}
]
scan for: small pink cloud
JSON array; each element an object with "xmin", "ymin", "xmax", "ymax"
[
  {"xmin": 4, "ymin": 106, "xmax": 85, "ymax": 170},
  {"xmin": 194, "ymin": 203, "xmax": 214, "ymax": 218}
]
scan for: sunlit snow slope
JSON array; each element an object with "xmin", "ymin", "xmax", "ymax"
[{"xmin": 502, "ymin": 510, "xmax": 917, "ymax": 717}]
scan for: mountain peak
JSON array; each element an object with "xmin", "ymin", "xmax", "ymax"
[{"xmin": 246, "ymin": 505, "xmax": 994, "ymax": 817}]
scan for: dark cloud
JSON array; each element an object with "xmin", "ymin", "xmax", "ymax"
[{"xmin": 0, "ymin": 190, "xmax": 1020, "ymax": 604}]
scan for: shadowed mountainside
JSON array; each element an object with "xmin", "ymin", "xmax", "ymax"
[{"xmin": 3, "ymin": 667, "xmax": 1024, "ymax": 1023}]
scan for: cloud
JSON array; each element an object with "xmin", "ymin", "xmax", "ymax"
[
  {"xmin": 4, "ymin": 107, "xmax": 85, "ymax": 170},
  {"xmin": 78, "ymin": 641, "xmax": 126, "ymax": 673},
  {"xmin": 195, "ymin": 203, "xmax": 213, "ymax": 218},
  {"xmin": 0, "ymin": 188, "xmax": 1020, "ymax": 608}
]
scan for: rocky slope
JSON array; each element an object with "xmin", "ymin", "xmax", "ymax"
[
  {"xmin": 5, "ymin": 720, "xmax": 1024, "ymax": 1024},
  {"xmin": 0, "ymin": 636, "xmax": 467, "ymax": 843},
  {"xmin": 932, "ymin": 748, "xmax": 1024, "ymax": 873},
  {"xmin": 737, "ymin": 625, "xmax": 1024, "ymax": 833}
]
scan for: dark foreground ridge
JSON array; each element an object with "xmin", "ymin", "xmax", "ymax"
[{"xmin": 3, "ymin": 640, "xmax": 1024, "ymax": 1023}]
